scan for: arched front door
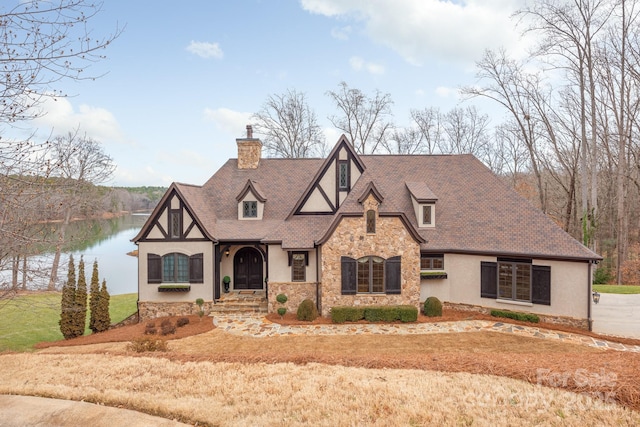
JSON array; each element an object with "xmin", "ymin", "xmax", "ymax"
[{"xmin": 233, "ymin": 247, "xmax": 263, "ymax": 290}]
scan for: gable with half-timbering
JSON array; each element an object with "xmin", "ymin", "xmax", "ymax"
[{"xmin": 137, "ymin": 188, "xmax": 207, "ymax": 242}]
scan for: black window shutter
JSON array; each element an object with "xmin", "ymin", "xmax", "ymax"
[
  {"xmin": 189, "ymin": 253, "xmax": 204, "ymax": 283},
  {"xmin": 385, "ymin": 256, "xmax": 401, "ymax": 294},
  {"xmin": 532, "ymin": 265, "xmax": 551, "ymax": 305},
  {"xmin": 341, "ymin": 256, "xmax": 357, "ymax": 295},
  {"xmin": 148, "ymin": 253, "xmax": 162, "ymax": 284},
  {"xmin": 480, "ymin": 261, "xmax": 497, "ymax": 298}
]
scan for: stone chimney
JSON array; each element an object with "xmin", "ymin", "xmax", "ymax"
[{"xmin": 236, "ymin": 125, "xmax": 262, "ymax": 169}]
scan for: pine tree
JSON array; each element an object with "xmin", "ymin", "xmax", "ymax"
[
  {"xmin": 89, "ymin": 259, "xmax": 100, "ymax": 333},
  {"xmin": 59, "ymin": 254, "xmax": 76, "ymax": 339},
  {"xmin": 72, "ymin": 255, "xmax": 88, "ymax": 337},
  {"xmin": 95, "ymin": 279, "xmax": 111, "ymax": 332}
]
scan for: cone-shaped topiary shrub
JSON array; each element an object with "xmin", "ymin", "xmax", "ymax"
[
  {"xmin": 296, "ymin": 299, "xmax": 319, "ymax": 321},
  {"xmin": 423, "ymin": 296, "xmax": 443, "ymax": 317}
]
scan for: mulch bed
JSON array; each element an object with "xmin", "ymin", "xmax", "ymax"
[{"xmin": 34, "ymin": 315, "xmax": 215, "ymax": 349}]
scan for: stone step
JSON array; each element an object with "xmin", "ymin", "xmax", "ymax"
[{"xmin": 210, "ymin": 301, "xmax": 268, "ymax": 314}]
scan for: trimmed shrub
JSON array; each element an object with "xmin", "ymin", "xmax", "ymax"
[
  {"xmin": 423, "ymin": 296, "xmax": 443, "ymax": 317},
  {"xmin": 277, "ymin": 307, "xmax": 287, "ymax": 317},
  {"xmin": 330, "ymin": 306, "xmax": 365, "ymax": 323},
  {"xmin": 397, "ymin": 305, "xmax": 419, "ymax": 322},
  {"xmin": 176, "ymin": 317, "xmax": 190, "ymax": 328},
  {"xmin": 364, "ymin": 306, "xmax": 398, "ymax": 322},
  {"xmin": 296, "ymin": 299, "xmax": 319, "ymax": 321},
  {"xmin": 160, "ymin": 319, "xmax": 176, "ymax": 335},
  {"xmin": 144, "ymin": 322, "xmax": 157, "ymax": 335},
  {"xmin": 127, "ymin": 337, "xmax": 168, "ymax": 353},
  {"xmin": 490, "ymin": 309, "xmax": 540, "ymax": 323},
  {"xmin": 276, "ymin": 293, "xmax": 288, "ymax": 304}
]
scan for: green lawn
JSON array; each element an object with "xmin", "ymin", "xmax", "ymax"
[
  {"xmin": 0, "ymin": 292, "xmax": 137, "ymax": 352},
  {"xmin": 593, "ymin": 284, "xmax": 640, "ymax": 294}
]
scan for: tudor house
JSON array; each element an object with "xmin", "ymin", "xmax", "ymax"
[{"xmin": 133, "ymin": 126, "xmax": 601, "ymax": 329}]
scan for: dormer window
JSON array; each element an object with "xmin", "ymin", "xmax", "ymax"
[
  {"xmin": 243, "ymin": 201, "xmax": 257, "ymax": 218},
  {"xmin": 237, "ymin": 180, "xmax": 266, "ymax": 220},
  {"xmin": 422, "ymin": 205, "xmax": 432, "ymax": 225}
]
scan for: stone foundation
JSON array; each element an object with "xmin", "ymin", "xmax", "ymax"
[
  {"xmin": 443, "ymin": 302, "xmax": 590, "ymax": 331},
  {"xmin": 268, "ymin": 282, "xmax": 318, "ymax": 313},
  {"xmin": 138, "ymin": 301, "xmax": 215, "ymax": 322}
]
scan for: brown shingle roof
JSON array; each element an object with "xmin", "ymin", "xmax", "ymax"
[{"xmin": 156, "ymin": 151, "xmax": 599, "ymax": 261}]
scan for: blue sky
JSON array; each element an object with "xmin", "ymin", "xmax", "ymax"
[{"xmin": 16, "ymin": 0, "xmax": 531, "ymax": 187}]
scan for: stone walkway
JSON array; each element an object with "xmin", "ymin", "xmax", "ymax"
[{"xmin": 212, "ymin": 314, "xmax": 640, "ymax": 353}]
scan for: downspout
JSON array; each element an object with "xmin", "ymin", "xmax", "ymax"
[
  {"xmin": 265, "ymin": 245, "xmax": 269, "ymax": 308},
  {"xmin": 587, "ymin": 260, "xmax": 593, "ymax": 332},
  {"xmin": 315, "ymin": 245, "xmax": 320, "ymax": 313}
]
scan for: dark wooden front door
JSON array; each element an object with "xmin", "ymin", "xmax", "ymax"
[{"xmin": 233, "ymin": 247, "xmax": 263, "ymax": 289}]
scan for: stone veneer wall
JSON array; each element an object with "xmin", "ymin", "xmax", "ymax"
[
  {"xmin": 268, "ymin": 282, "xmax": 318, "ymax": 313},
  {"xmin": 442, "ymin": 302, "xmax": 590, "ymax": 331},
  {"xmin": 138, "ymin": 301, "xmax": 214, "ymax": 321},
  {"xmin": 236, "ymin": 139, "xmax": 262, "ymax": 169},
  {"xmin": 320, "ymin": 195, "xmax": 421, "ymax": 317}
]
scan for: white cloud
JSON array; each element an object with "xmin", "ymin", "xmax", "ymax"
[
  {"xmin": 349, "ymin": 56, "xmax": 385, "ymax": 75},
  {"xmin": 203, "ymin": 107, "xmax": 253, "ymax": 135},
  {"xmin": 301, "ymin": 0, "xmax": 527, "ymax": 66},
  {"xmin": 330, "ymin": 25, "xmax": 352, "ymax": 40},
  {"xmin": 32, "ymin": 96, "xmax": 124, "ymax": 143},
  {"xmin": 186, "ymin": 41, "xmax": 224, "ymax": 59}
]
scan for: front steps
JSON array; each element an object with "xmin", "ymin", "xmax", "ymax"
[{"xmin": 210, "ymin": 290, "xmax": 268, "ymax": 314}]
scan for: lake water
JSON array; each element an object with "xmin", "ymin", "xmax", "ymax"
[
  {"xmin": 66, "ymin": 213, "xmax": 148, "ymax": 295},
  {"xmin": 3, "ymin": 213, "xmax": 147, "ymax": 296}
]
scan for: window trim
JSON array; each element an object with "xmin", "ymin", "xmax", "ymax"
[
  {"xmin": 338, "ymin": 160, "xmax": 350, "ymax": 190},
  {"xmin": 243, "ymin": 200, "xmax": 258, "ymax": 218},
  {"xmin": 147, "ymin": 252, "xmax": 203, "ymax": 284},
  {"xmin": 169, "ymin": 210, "xmax": 181, "ymax": 239},
  {"xmin": 420, "ymin": 253, "xmax": 444, "ymax": 270},
  {"xmin": 357, "ymin": 256, "xmax": 385, "ymax": 294},
  {"xmin": 497, "ymin": 258, "xmax": 532, "ymax": 303},
  {"xmin": 366, "ymin": 209, "xmax": 376, "ymax": 233},
  {"xmin": 290, "ymin": 251, "xmax": 307, "ymax": 282}
]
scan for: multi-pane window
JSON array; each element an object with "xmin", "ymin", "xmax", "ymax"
[
  {"xmin": 357, "ymin": 256, "xmax": 384, "ymax": 293},
  {"xmin": 291, "ymin": 252, "xmax": 306, "ymax": 282},
  {"xmin": 421, "ymin": 254, "xmax": 444, "ymax": 270},
  {"xmin": 498, "ymin": 260, "xmax": 531, "ymax": 302},
  {"xmin": 366, "ymin": 209, "xmax": 376, "ymax": 233},
  {"xmin": 422, "ymin": 205, "xmax": 432, "ymax": 225},
  {"xmin": 170, "ymin": 211, "xmax": 181, "ymax": 238},
  {"xmin": 338, "ymin": 161, "xmax": 349, "ymax": 190},
  {"xmin": 243, "ymin": 201, "xmax": 258, "ymax": 218},
  {"xmin": 162, "ymin": 253, "xmax": 189, "ymax": 282}
]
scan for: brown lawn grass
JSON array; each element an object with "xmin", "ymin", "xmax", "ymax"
[{"xmin": 3, "ymin": 312, "xmax": 640, "ymax": 426}]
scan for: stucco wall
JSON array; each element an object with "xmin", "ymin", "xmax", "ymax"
[
  {"xmin": 420, "ymin": 253, "xmax": 590, "ymax": 322},
  {"xmin": 138, "ymin": 241, "xmax": 215, "ymax": 303},
  {"xmin": 319, "ymin": 195, "xmax": 421, "ymax": 316}
]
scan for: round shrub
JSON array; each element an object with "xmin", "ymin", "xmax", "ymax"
[
  {"xmin": 296, "ymin": 299, "xmax": 319, "ymax": 321},
  {"xmin": 423, "ymin": 296, "xmax": 443, "ymax": 317},
  {"xmin": 277, "ymin": 307, "xmax": 287, "ymax": 317},
  {"xmin": 176, "ymin": 317, "xmax": 190, "ymax": 328},
  {"xmin": 276, "ymin": 293, "xmax": 288, "ymax": 304}
]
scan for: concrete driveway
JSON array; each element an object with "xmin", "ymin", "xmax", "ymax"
[
  {"xmin": 591, "ymin": 293, "xmax": 640, "ymax": 338},
  {"xmin": 0, "ymin": 395, "xmax": 191, "ymax": 427}
]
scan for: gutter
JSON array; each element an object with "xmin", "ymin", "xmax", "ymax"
[{"xmin": 316, "ymin": 245, "xmax": 320, "ymax": 313}]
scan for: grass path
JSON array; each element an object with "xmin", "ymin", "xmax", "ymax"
[
  {"xmin": 0, "ymin": 292, "xmax": 137, "ymax": 352},
  {"xmin": 593, "ymin": 285, "xmax": 640, "ymax": 294}
]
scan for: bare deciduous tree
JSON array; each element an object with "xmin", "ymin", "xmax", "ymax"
[
  {"xmin": 47, "ymin": 130, "xmax": 115, "ymax": 289},
  {"xmin": 252, "ymin": 89, "xmax": 326, "ymax": 158},
  {"xmin": 0, "ymin": 0, "xmax": 121, "ymax": 124},
  {"xmin": 327, "ymin": 81, "xmax": 394, "ymax": 154}
]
